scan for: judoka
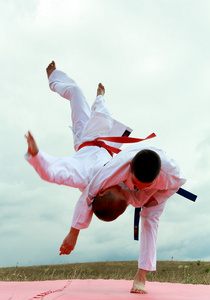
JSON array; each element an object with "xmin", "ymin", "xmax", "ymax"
[
  {"xmin": 25, "ymin": 62, "xmax": 186, "ymax": 294},
  {"xmin": 60, "ymin": 142, "xmax": 186, "ymax": 294}
]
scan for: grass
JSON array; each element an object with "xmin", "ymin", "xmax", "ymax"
[{"xmin": 0, "ymin": 261, "xmax": 209, "ymax": 285}]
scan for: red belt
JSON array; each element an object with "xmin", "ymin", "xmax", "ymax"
[{"xmin": 78, "ymin": 133, "xmax": 156, "ymax": 156}]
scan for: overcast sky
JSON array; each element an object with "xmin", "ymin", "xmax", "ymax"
[{"xmin": 0, "ymin": 0, "xmax": 210, "ymax": 268}]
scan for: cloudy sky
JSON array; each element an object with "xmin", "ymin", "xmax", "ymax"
[{"xmin": 0, "ymin": 0, "xmax": 210, "ymax": 268}]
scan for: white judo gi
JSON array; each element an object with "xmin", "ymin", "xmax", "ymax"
[
  {"xmin": 71, "ymin": 143, "xmax": 186, "ymax": 270},
  {"xmin": 25, "ymin": 68, "xmax": 186, "ymax": 272},
  {"xmin": 25, "ymin": 69, "xmax": 132, "ymax": 191}
]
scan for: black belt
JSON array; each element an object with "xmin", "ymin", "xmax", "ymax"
[{"xmin": 134, "ymin": 188, "xmax": 197, "ymax": 240}]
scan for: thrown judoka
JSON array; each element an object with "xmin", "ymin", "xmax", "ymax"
[{"xmin": 25, "ymin": 61, "xmax": 186, "ymax": 294}]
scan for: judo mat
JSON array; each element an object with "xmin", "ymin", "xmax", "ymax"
[{"xmin": 1, "ymin": 279, "xmax": 210, "ymax": 300}]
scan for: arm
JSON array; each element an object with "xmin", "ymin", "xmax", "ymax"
[
  {"xmin": 131, "ymin": 201, "xmax": 166, "ymax": 293},
  {"xmin": 25, "ymin": 133, "xmax": 86, "ymax": 188},
  {"xmin": 138, "ymin": 201, "xmax": 166, "ymax": 271},
  {"xmin": 25, "ymin": 150, "xmax": 85, "ymax": 188},
  {"xmin": 25, "ymin": 131, "xmax": 39, "ymax": 156},
  {"xmin": 59, "ymin": 227, "xmax": 80, "ymax": 255},
  {"xmin": 123, "ymin": 186, "xmax": 166, "ymax": 270},
  {"xmin": 60, "ymin": 189, "xmax": 94, "ymax": 255},
  {"xmin": 152, "ymin": 188, "xmax": 182, "ymax": 204},
  {"xmin": 71, "ymin": 189, "xmax": 93, "ymax": 230}
]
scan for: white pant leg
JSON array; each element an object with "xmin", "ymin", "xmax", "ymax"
[
  {"xmin": 68, "ymin": 85, "xmax": 91, "ymax": 149},
  {"xmin": 138, "ymin": 201, "xmax": 166, "ymax": 271},
  {"xmin": 91, "ymin": 95, "xmax": 111, "ymax": 115},
  {"xmin": 49, "ymin": 70, "xmax": 91, "ymax": 149}
]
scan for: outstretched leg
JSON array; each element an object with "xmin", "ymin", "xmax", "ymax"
[{"xmin": 47, "ymin": 61, "xmax": 91, "ymax": 150}]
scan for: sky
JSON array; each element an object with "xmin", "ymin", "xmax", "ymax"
[{"xmin": 0, "ymin": 0, "xmax": 210, "ymax": 268}]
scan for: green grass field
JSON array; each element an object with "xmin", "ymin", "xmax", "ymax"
[{"xmin": 0, "ymin": 261, "xmax": 209, "ymax": 284}]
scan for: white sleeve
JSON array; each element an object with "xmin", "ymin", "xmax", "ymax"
[
  {"xmin": 152, "ymin": 188, "xmax": 179, "ymax": 204},
  {"xmin": 138, "ymin": 201, "xmax": 166, "ymax": 271},
  {"xmin": 152, "ymin": 162, "xmax": 186, "ymax": 204},
  {"xmin": 25, "ymin": 150, "xmax": 84, "ymax": 188},
  {"xmin": 71, "ymin": 192, "xmax": 93, "ymax": 230}
]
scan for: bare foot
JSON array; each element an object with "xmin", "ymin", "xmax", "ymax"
[
  {"xmin": 97, "ymin": 83, "xmax": 105, "ymax": 97},
  {"xmin": 130, "ymin": 279, "xmax": 148, "ymax": 294},
  {"xmin": 46, "ymin": 61, "xmax": 56, "ymax": 78},
  {"xmin": 130, "ymin": 268, "xmax": 148, "ymax": 294}
]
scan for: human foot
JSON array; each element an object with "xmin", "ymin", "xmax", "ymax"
[
  {"xmin": 46, "ymin": 61, "xmax": 56, "ymax": 78},
  {"xmin": 130, "ymin": 268, "xmax": 148, "ymax": 294},
  {"xmin": 130, "ymin": 279, "xmax": 148, "ymax": 294},
  {"xmin": 97, "ymin": 83, "xmax": 105, "ymax": 97}
]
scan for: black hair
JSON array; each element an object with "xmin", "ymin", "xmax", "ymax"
[
  {"xmin": 131, "ymin": 149, "xmax": 161, "ymax": 183},
  {"xmin": 92, "ymin": 191, "xmax": 127, "ymax": 222}
]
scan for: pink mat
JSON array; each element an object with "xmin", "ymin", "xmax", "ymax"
[{"xmin": 1, "ymin": 279, "xmax": 209, "ymax": 300}]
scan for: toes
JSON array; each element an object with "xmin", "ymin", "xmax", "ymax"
[
  {"xmin": 47, "ymin": 61, "xmax": 55, "ymax": 69},
  {"xmin": 96, "ymin": 83, "xmax": 105, "ymax": 96},
  {"xmin": 98, "ymin": 83, "xmax": 104, "ymax": 89},
  {"xmin": 130, "ymin": 288, "xmax": 147, "ymax": 294}
]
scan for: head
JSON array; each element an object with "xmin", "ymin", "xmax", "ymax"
[
  {"xmin": 92, "ymin": 185, "xmax": 127, "ymax": 222},
  {"xmin": 130, "ymin": 149, "xmax": 161, "ymax": 190}
]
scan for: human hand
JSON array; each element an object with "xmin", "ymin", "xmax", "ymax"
[
  {"xmin": 25, "ymin": 131, "xmax": 39, "ymax": 156},
  {"xmin": 59, "ymin": 227, "xmax": 80, "ymax": 255}
]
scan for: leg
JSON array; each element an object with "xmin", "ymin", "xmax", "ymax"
[
  {"xmin": 130, "ymin": 268, "xmax": 147, "ymax": 294},
  {"xmin": 91, "ymin": 83, "xmax": 110, "ymax": 115},
  {"xmin": 68, "ymin": 85, "xmax": 91, "ymax": 149},
  {"xmin": 47, "ymin": 62, "xmax": 91, "ymax": 149}
]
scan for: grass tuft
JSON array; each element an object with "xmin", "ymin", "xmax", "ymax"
[{"xmin": 0, "ymin": 261, "xmax": 209, "ymax": 284}]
